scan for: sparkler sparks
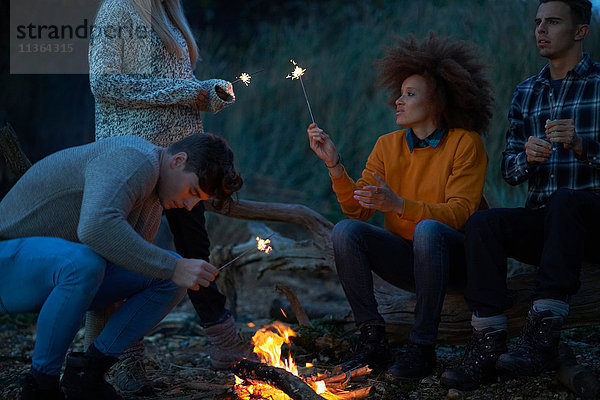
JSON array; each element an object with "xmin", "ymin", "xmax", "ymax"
[
  {"xmin": 218, "ymin": 234, "xmax": 274, "ymax": 271},
  {"xmin": 232, "ymin": 68, "xmax": 265, "ymax": 86},
  {"xmin": 286, "ymin": 59, "xmax": 315, "ymax": 124},
  {"xmin": 286, "ymin": 60, "xmax": 306, "ymax": 80},
  {"xmin": 237, "ymin": 72, "xmax": 252, "ymax": 86}
]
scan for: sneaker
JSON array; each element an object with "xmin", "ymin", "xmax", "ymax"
[
  {"xmin": 387, "ymin": 341, "xmax": 436, "ymax": 380},
  {"xmin": 110, "ymin": 355, "xmax": 154, "ymax": 396},
  {"xmin": 496, "ymin": 309, "xmax": 563, "ymax": 376},
  {"xmin": 61, "ymin": 352, "xmax": 122, "ymax": 400},
  {"xmin": 204, "ymin": 315, "xmax": 258, "ymax": 370},
  {"xmin": 339, "ymin": 323, "xmax": 391, "ymax": 372},
  {"xmin": 21, "ymin": 373, "xmax": 65, "ymax": 400},
  {"xmin": 440, "ymin": 328, "xmax": 507, "ymax": 391}
]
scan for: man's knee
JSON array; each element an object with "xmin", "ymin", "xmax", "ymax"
[
  {"xmin": 465, "ymin": 210, "xmax": 495, "ymax": 237},
  {"xmin": 60, "ymin": 246, "xmax": 107, "ymax": 292},
  {"xmin": 152, "ymin": 278, "xmax": 187, "ymax": 300}
]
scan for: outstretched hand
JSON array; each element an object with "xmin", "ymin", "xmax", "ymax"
[{"xmin": 353, "ymin": 173, "xmax": 404, "ymax": 213}]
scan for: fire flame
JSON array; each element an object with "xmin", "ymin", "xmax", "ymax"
[
  {"xmin": 237, "ymin": 72, "xmax": 252, "ymax": 86},
  {"xmin": 235, "ymin": 322, "xmax": 344, "ymax": 400},
  {"xmin": 286, "ymin": 59, "xmax": 306, "ymax": 80},
  {"xmin": 256, "ymin": 236, "xmax": 272, "ymax": 254}
]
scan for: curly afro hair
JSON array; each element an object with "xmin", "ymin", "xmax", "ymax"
[{"xmin": 376, "ymin": 33, "xmax": 493, "ymax": 135}]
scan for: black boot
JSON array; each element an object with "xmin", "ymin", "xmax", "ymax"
[
  {"xmin": 21, "ymin": 373, "xmax": 65, "ymax": 400},
  {"xmin": 496, "ymin": 309, "xmax": 563, "ymax": 376},
  {"xmin": 339, "ymin": 323, "xmax": 391, "ymax": 372},
  {"xmin": 387, "ymin": 341, "xmax": 436, "ymax": 380},
  {"xmin": 440, "ymin": 328, "xmax": 507, "ymax": 391},
  {"xmin": 61, "ymin": 351, "xmax": 123, "ymax": 400}
]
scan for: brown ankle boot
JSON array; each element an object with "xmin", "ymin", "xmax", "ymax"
[{"xmin": 204, "ymin": 315, "xmax": 257, "ymax": 370}]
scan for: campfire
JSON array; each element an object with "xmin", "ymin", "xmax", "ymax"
[{"xmin": 233, "ymin": 321, "xmax": 372, "ymax": 400}]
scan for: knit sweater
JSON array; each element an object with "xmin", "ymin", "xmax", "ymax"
[
  {"xmin": 0, "ymin": 136, "xmax": 177, "ymax": 280},
  {"xmin": 331, "ymin": 128, "xmax": 487, "ymax": 240},
  {"xmin": 89, "ymin": 0, "xmax": 235, "ymax": 146}
]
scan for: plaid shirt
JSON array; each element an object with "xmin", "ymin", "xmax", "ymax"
[{"xmin": 502, "ymin": 54, "xmax": 600, "ymax": 209}]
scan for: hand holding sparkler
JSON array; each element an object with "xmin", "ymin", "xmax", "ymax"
[
  {"xmin": 307, "ymin": 123, "xmax": 343, "ymax": 177},
  {"xmin": 218, "ymin": 234, "xmax": 274, "ymax": 271},
  {"xmin": 287, "ymin": 60, "xmax": 315, "ymax": 124},
  {"xmin": 173, "ymin": 258, "xmax": 218, "ymax": 291}
]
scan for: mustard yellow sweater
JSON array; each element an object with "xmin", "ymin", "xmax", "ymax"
[{"xmin": 331, "ymin": 128, "xmax": 487, "ymax": 240}]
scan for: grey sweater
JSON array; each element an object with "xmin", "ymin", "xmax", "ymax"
[
  {"xmin": 89, "ymin": 0, "xmax": 235, "ymax": 146},
  {"xmin": 0, "ymin": 136, "xmax": 177, "ymax": 280}
]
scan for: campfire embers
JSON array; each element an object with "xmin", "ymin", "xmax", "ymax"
[{"xmin": 232, "ymin": 322, "xmax": 372, "ymax": 400}]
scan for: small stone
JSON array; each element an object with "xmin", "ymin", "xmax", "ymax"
[{"xmin": 446, "ymin": 388, "xmax": 463, "ymax": 399}]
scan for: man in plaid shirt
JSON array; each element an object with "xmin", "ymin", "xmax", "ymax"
[{"xmin": 442, "ymin": 0, "xmax": 600, "ymax": 390}]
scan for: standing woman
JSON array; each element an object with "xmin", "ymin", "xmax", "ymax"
[
  {"xmin": 88, "ymin": 0, "xmax": 244, "ymax": 395},
  {"xmin": 307, "ymin": 34, "xmax": 492, "ymax": 379}
]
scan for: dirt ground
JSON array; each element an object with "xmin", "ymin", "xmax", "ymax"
[{"xmin": 2, "ymin": 294, "xmax": 600, "ymax": 400}]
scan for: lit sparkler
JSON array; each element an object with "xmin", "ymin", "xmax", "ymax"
[
  {"xmin": 286, "ymin": 59, "xmax": 315, "ymax": 124},
  {"xmin": 218, "ymin": 234, "xmax": 274, "ymax": 271},
  {"xmin": 232, "ymin": 68, "xmax": 265, "ymax": 86}
]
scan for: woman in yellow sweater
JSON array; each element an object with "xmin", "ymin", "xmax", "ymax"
[{"xmin": 307, "ymin": 34, "xmax": 492, "ymax": 380}]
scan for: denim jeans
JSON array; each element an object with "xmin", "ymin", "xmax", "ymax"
[
  {"xmin": 332, "ymin": 219, "xmax": 466, "ymax": 345},
  {"xmin": 0, "ymin": 236, "xmax": 186, "ymax": 376},
  {"xmin": 464, "ymin": 188, "xmax": 600, "ymax": 317},
  {"xmin": 165, "ymin": 202, "xmax": 228, "ymax": 325}
]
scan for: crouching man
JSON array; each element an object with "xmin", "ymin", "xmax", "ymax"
[{"xmin": 0, "ymin": 133, "xmax": 242, "ymax": 399}]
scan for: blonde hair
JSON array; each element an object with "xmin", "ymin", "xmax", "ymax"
[{"xmin": 128, "ymin": 0, "xmax": 199, "ymax": 66}]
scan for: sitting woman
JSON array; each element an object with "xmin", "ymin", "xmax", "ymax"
[{"xmin": 307, "ymin": 33, "xmax": 492, "ymax": 380}]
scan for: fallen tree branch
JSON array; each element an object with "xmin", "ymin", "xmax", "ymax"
[
  {"xmin": 276, "ymin": 285, "xmax": 314, "ymax": 328},
  {"xmin": 205, "ymin": 199, "xmax": 333, "ymax": 249}
]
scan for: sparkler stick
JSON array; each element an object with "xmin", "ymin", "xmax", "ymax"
[
  {"xmin": 218, "ymin": 233, "xmax": 274, "ymax": 271},
  {"xmin": 231, "ymin": 68, "xmax": 265, "ymax": 86},
  {"xmin": 286, "ymin": 59, "xmax": 315, "ymax": 124}
]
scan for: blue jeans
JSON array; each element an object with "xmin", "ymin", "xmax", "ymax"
[
  {"xmin": 0, "ymin": 237, "xmax": 186, "ymax": 376},
  {"xmin": 332, "ymin": 219, "xmax": 466, "ymax": 345}
]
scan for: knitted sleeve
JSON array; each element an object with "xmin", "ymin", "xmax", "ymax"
[
  {"xmin": 89, "ymin": 0, "xmax": 234, "ymax": 113},
  {"xmin": 77, "ymin": 147, "xmax": 177, "ymax": 280}
]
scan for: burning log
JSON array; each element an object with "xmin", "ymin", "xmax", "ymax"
[{"xmin": 233, "ymin": 359, "xmax": 326, "ymax": 400}]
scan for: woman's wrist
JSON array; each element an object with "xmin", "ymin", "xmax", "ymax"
[{"xmin": 325, "ymin": 154, "xmax": 341, "ymax": 168}]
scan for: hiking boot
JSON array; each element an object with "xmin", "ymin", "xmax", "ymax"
[
  {"xmin": 204, "ymin": 315, "xmax": 258, "ymax": 370},
  {"xmin": 440, "ymin": 328, "xmax": 507, "ymax": 391},
  {"xmin": 21, "ymin": 373, "xmax": 65, "ymax": 400},
  {"xmin": 496, "ymin": 309, "xmax": 563, "ymax": 376},
  {"xmin": 61, "ymin": 352, "xmax": 122, "ymax": 400},
  {"xmin": 339, "ymin": 323, "xmax": 391, "ymax": 372},
  {"xmin": 387, "ymin": 341, "xmax": 436, "ymax": 380},
  {"xmin": 110, "ymin": 354, "xmax": 154, "ymax": 396}
]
